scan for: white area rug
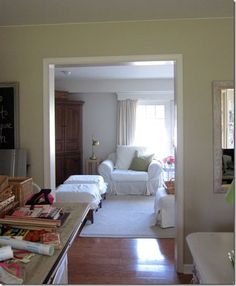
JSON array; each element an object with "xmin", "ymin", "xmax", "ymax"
[{"xmin": 80, "ymin": 195, "xmax": 175, "ymax": 238}]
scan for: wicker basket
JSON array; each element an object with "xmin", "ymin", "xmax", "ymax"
[
  {"xmin": 164, "ymin": 178, "xmax": 175, "ymax": 194},
  {"xmin": 8, "ymin": 177, "xmax": 33, "ymax": 206},
  {"xmin": 0, "ymin": 186, "xmax": 13, "ymax": 202},
  {"xmin": 0, "ymin": 176, "xmax": 9, "ymax": 192}
]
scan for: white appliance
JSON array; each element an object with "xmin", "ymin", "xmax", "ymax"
[{"xmin": 0, "ymin": 149, "xmax": 27, "ymax": 176}]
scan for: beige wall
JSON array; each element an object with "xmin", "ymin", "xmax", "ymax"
[{"xmin": 0, "ymin": 18, "xmax": 234, "ymax": 264}]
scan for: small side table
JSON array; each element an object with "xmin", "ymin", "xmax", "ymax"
[
  {"xmin": 163, "ymin": 164, "xmax": 175, "ymax": 181},
  {"xmin": 85, "ymin": 158, "xmax": 100, "ymax": 175}
]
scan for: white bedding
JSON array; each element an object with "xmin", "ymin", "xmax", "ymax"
[
  {"xmin": 55, "ymin": 183, "xmax": 102, "ymax": 210},
  {"xmin": 154, "ymin": 187, "xmax": 175, "ymax": 228},
  {"xmin": 64, "ymin": 175, "xmax": 107, "ymax": 195}
]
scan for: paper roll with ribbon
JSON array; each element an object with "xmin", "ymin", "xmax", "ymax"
[
  {"xmin": 0, "ymin": 246, "xmax": 13, "ymax": 261},
  {"xmin": 0, "ymin": 237, "xmax": 54, "ymax": 256}
]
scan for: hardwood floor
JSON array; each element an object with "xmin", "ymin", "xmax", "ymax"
[{"xmin": 68, "ymin": 236, "xmax": 192, "ymax": 284}]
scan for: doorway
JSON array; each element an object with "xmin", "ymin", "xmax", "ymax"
[{"xmin": 43, "ymin": 54, "xmax": 184, "ymax": 272}]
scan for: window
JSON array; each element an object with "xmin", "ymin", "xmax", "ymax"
[{"xmin": 134, "ymin": 101, "xmax": 174, "ymax": 158}]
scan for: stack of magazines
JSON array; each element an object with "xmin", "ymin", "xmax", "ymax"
[{"xmin": 0, "ymin": 205, "xmax": 68, "ymax": 230}]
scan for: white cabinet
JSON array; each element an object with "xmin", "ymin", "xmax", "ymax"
[
  {"xmin": 51, "ymin": 254, "xmax": 68, "ymax": 284},
  {"xmin": 186, "ymin": 232, "xmax": 234, "ymax": 284}
]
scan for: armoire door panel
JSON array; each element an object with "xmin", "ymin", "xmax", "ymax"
[
  {"xmin": 65, "ymin": 141, "xmax": 81, "ymax": 152},
  {"xmin": 55, "ymin": 95, "xmax": 84, "ymax": 186},
  {"xmin": 55, "ymin": 104, "xmax": 65, "ymax": 142},
  {"xmin": 65, "ymin": 154, "xmax": 81, "ymax": 171},
  {"xmin": 64, "ymin": 154, "xmax": 82, "ymax": 177},
  {"xmin": 56, "ymin": 141, "xmax": 65, "ymax": 153},
  {"xmin": 64, "ymin": 106, "xmax": 82, "ymax": 139},
  {"xmin": 56, "ymin": 155, "xmax": 65, "ymax": 186}
]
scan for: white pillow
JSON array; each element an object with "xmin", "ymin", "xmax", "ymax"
[{"xmin": 115, "ymin": 145, "xmax": 147, "ymax": 170}]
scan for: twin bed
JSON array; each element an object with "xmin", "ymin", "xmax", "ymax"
[{"xmin": 55, "ymin": 175, "xmax": 107, "ymax": 223}]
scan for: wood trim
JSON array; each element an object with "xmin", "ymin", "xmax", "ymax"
[
  {"xmin": 43, "ymin": 54, "xmax": 184, "ymax": 272},
  {"xmin": 212, "ymin": 80, "xmax": 234, "ymax": 193},
  {"xmin": 174, "ymin": 55, "xmax": 184, "ymax": 273},
  {"xmin": 55, "ymin": 90, "xmax": 69, "ymax": 100},
  {"xmin": 183, "ymin": 264, "xmax": 193, "ymax": 274}
]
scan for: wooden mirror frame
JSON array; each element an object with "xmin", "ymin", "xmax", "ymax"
[{"xmin": 213, "ymin": 80, "xmax": 234, "ymax": 193}]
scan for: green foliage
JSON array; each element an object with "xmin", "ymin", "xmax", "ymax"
[{"xmin": 225, "ymin": 179, "xmax": 235, "ymax": 204}]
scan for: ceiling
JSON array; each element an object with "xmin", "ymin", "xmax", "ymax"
[
  {"xmin": 55, "ymin": 62, "xmax": 175, "ymax": 80},
  {"xmin": 0, "ymin": 0, "xmax": 233, "ymax": 27}
]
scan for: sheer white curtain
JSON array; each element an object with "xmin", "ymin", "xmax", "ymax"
[{"xmin": 117, "ymin": 99, "xmax": 137, "ymax": 145}]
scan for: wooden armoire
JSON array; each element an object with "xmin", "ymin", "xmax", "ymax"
[{"xmin": 55, "ymin": 91, "xmax": 84, "ymax": 186}]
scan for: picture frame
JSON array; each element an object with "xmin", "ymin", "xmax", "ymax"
[
  {"xmin": 0, "ymin": 82, "xmax": 19, "ymax": 149},
  {"xmin": 212, "ymin": 80, "xmax": 234, "ymax": 193}
]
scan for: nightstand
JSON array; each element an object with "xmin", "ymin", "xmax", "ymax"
[{"xmin": 85, "ymin": 158, "xmax": 100, "ymax": 175}]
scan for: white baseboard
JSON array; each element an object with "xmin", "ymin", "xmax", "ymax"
[{"xmin": 183, "ymin": 264, "xmax": 193, "ymax": 274}]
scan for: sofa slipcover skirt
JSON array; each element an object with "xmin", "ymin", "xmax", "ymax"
[{"xmin": 111, "ymin": 170, "xmax": 148, "ymax": 195}]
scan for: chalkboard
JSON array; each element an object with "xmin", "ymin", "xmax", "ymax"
[{"xmin": 0, "ymin": 83, "xmax": 19, "ymax": 149}]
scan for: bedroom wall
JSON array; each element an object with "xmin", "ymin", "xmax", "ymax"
[
  {"xmin": 55, "ymin": 78, "xmax": 174, "ymax": 168},
  {"xmin": 0, "ymin": 17, "xmax": 234, "ymax": 264},
  {"xmin": 68, "ymin": 92, "xmax": 117, "ymax": 170}
]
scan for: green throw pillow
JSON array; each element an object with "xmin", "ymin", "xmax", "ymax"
[{"xmin": 129, "ymin": 151, "xmax": 154, "ymax": 172}]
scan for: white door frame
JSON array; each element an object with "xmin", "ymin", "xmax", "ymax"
[{"xmin": 43, "ymin": 54, "xmax": 184, "ymax": 272}]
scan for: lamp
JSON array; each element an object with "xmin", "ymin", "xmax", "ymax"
[{"xmin": 90, "ymin": 137, "xmax": 99, "ymax": 160}]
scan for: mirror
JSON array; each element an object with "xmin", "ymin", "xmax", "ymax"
[{"xmin": 213, "ymin": 81, "xmax": 234, "ymax": 193}]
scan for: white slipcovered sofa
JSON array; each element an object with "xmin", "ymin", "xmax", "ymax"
[{"xmin": 98, "ymin": 145, "xmax": 163, "ymax": 195}]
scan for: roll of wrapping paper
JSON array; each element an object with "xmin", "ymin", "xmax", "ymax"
[
  {"xmin": 0, "ymin": 246, "xmax": 13, "ymax": 261},
  {"xmin": 0, "ymin": 237, "xmax": 54, "ymax": 256}
]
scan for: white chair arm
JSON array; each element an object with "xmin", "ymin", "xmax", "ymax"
[
  {"xmin": 98, "ymin": 159, "xmax": 114, "ymax": 185},
  {"xmin": 148, "ymin": 160, "xmax": 163, "ymax": 180},
  {"xmin": 146, "ymin": 160, "xmax": 163, "ymax": 195}
]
